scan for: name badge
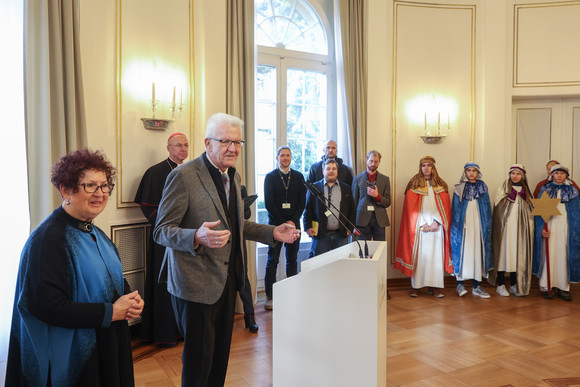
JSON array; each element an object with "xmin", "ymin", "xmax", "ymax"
[
  {"xmin": 282, "ymin": 203, "xmax": 291, "ymax": 209},
  {"xmin": 367, "ymin": 205, "xmax": 375, "ymax": 211},
  {"xmin": 324, "ymin": 210, "xmax": 333, "ymax": 217}
]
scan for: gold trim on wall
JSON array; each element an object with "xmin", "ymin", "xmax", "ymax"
[
  {"xmin": 391, "ymin": 0, "xmax": 477, "ymax": 262},
  {"xmin": 513, "ymin": 1, "xmax": 580, "ymax": 88},
  {"xmin": 114, "ymin": 0, "xmax": 195, "ymax": 208}
]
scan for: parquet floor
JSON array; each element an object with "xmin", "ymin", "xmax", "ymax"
[{"xmin": 133, "ymin": 283, "xmax": 580, "ymax": 387}]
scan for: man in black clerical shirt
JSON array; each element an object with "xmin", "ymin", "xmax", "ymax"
[
  {"xmin": 134, "ymin": 132, "xmax": 188, "ymax": 345},
  {"xmin": 263, "ymin": 146, "xmax": 307, "ymax": 310}
]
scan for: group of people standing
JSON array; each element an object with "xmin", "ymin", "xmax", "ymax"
[
  {"xmin": 395, "ymin": 157, "xmax": 580, "ymax": 301},
  {"xmin": 7, "ymin": 108, "xmax": 579, "ymax": 387},
  {"xmin": 266, "ymin": 141, "xmax": 392, "ymax": 308}
]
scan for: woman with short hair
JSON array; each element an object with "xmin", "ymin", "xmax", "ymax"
[{"xmin": 6, "ymin": 149, "xmax": 143, "ymax": 387}]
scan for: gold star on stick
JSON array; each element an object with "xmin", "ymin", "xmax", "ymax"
[{"xmin": 531, "ymin": 192, "xmax": 561, "ymax": 222}]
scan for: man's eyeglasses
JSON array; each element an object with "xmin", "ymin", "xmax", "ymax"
[
  {"xmin": 209, "ymin": 138, "xmax": 245, "ymax": 148},
  {"xmin": 79, "ymin": 183, "xmax": 115, "ymax": 194}
]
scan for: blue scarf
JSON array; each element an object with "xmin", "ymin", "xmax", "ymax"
[{"xmin": 543, "ymin": 182, "xmax": 579, "ymax": 203}]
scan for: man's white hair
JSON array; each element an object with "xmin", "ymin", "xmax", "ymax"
[{"xmin": 205, "ymin": 113, "xmax": 244, "ymax": 139}]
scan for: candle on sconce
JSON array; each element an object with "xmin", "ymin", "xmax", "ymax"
[
  {"xmin": 152, "ymin": 82, "xmax": 156, "ymax": 102},
  {"xmin": 448, "ymin": 113, "xmax": 450, "ymax": 130},
  {"xmin": 424, "ymin": 112, "xmax": 427, "ymax": 131},
  {"xmin": 172, "ymin": 86, "xmax": 176, "ymax": 106},
  {"xmin": 437, "ymin": 112, "xmax": 440, "ymax": 131}
]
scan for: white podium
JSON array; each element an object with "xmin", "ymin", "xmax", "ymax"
[{"xmin": 272, "ymin": 241, "xmax": 387, "ymax": 387}]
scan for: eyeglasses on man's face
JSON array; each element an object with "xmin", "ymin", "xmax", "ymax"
[
  {"xmin": 79, "ymin": 182, "xmax": 115, "ymax": 194},
  {"xmin": 209, "ymin": 137, "xmax": 245, "ymax": 148}
]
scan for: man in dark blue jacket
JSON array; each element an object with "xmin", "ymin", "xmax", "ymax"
[{"xmin": 263, "ymin": 146, "xmax": 307, "ymax": 310}]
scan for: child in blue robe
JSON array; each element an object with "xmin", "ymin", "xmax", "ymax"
[{"xmin": 450, "ymin": 162, "xmax": 493, "ymax": 298}]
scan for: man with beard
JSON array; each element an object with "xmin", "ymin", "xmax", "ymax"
[
  {"xmin": 263, "ymin": 145, "xmax": 306, "ymax": 311},
  {"xmin": 352, "ymin": 150, "xmax": 391, "ymax": 299}
]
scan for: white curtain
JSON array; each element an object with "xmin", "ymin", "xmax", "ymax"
[
  {"xmin": 0, "ymin": 0, "xmax": 30, "ymax": 381},
  {"xmin": 334, "ymin": 0, "xmax": 368, "ymax": 174},
  {"xmin": 226, "ymin": 0, "xmax": 257, "ymax": 312},
  {"xmin": 25, "ymin": 0, "xmax": 88, "ymax": 230}
]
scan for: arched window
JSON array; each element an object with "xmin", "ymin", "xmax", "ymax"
[
  {"xmin": 256, "ymin": 0, "xmax": 328, "ymax": 55},
  {"xmin": 254, "ymin": 0, "xmax": 334, "ymax": 226}
]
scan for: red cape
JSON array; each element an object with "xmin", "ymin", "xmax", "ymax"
[{"xmin": 394, "ymin": 186, "xmax": 453, "ymax": 277}]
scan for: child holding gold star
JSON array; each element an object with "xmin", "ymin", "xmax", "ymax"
[{"xmin": 532, "ymin": 164, "xmax": 580, "ymax": 301}]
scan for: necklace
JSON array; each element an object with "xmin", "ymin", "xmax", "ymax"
[{"xmin": 166, "ymin": 158, "xmax": 177, "ymax": 170}]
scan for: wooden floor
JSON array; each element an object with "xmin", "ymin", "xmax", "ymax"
[{"xmin": 133, "ymin": 284, "xmax": 580, "ymax": 386}]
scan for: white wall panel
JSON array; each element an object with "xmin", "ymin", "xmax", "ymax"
[
  {"xmin": 513, "ymin": 1, "xmax": 580, "ymax": 87},
  {"xmin": 392, "ymin": 1, "xmax": 477, "ymax": 261},
  {"xmin": 115, "ymin": 0, "xmax": 194, "ymax": 207}
]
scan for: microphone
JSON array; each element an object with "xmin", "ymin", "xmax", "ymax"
[{"xmin": 303, "ymin": 180, "xmax": 369, "ymax": 258}]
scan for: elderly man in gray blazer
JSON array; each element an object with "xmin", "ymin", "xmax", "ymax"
[
  {"xmin": 352, "ymin": 150, "xmax": 391, "ymax": 241},
  {"xmin": 154, "ymin": 113, "xmax": 300, "ymax": 387}
]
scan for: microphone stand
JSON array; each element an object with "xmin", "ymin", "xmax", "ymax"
[{"xmin": 304, "ymin": 180, "xmax": 369, "ymax": 258}]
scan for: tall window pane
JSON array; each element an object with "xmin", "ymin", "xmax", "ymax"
[
  {"xmin": 256, "ymin": 64, "xmax": 277, "ymax": 225},
  {"xmin": 287, "ymin": 68, "xmax": 327, "ymax": 176}
]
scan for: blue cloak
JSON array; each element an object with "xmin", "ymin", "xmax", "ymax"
[
  {"xmin": 450, "ymin": 181, "xmax": 493, "ymax": 276},
  {"xmin": 532, "ymin": 183, "xmax": 580, "ymax": 283},
  {"xmin": 6, "ymin": 207, "xmax": 133, "ymax": 387}
]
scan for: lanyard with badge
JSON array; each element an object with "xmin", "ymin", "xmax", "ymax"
[{"xmin": 279, "ymin": 170, "xmax": 291, "ymax": 209}]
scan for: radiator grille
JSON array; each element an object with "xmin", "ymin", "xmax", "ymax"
[{"xmin": 111, "ymin": 222, "xmax": 150, "ymax": 325}]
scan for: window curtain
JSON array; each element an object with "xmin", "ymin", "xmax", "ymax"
[
  {"xmin": 334, "ymin": 0, "xmax": 367, "ymax": 174},
  {"xmin": 0, "ymin": 1, "xmax": 29, "ymax": 382},
  {"xmin": 24, "ymin": 0, "xmax": 88, "ymax": 230},
  {"xmin": 226, "ymin": 0, "xmax": 257, "ymax": 312}
]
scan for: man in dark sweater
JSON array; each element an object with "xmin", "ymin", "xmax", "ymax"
[
  {"xmin": 263, "ymin": 145, "xmax": 307, "ymax": 310},
  {"xmin": 307, "ymin": 140, "xmax": 353, "ymax": 186}
]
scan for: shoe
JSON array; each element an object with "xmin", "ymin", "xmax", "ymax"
[
  {"xmin": 456, "ymin": 284, "xmax": 468, "ymax": 297},
  {"xmin": 264, "ymin": 299, "xmax": 273, "ymax": 311},
  {"xmin": 431, "ymin": 288, "xmax": 445, "ymax": 298},
  {"xmin": 387, "ymin": 290, "xmax": 391, "ymax": 300},
  {"xmin": 496, "ymin": 285, "xmax": 509, "ymax": 297},
  {"xmin": 558, "ymin": 290, "xmax": 572, "ymax": 301},
  {"xmin": 244, "ymin": 313, "xmax": 259, "ymax": 333},
  {"xmin": 472, "ymin": 286, "xmax": 491, "ymax": 299},
  {"xmin": 409, "ymin": 289, "xmax": 419, "ymax": 298},
  {"xmin": 509, "ymin": 284, "xmax": 518, "ymax": 295},
  {"xmin": 542, "ymin": 291, "xmax": 555, "ymax": 300}
]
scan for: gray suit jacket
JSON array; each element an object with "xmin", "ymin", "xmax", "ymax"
[
  {"xmin": 153, "ymin": 155, "xmax": 275, "ymax": 305},
  {"xmin": 352, "ymin": 171, "xmax": 391, "ymax": 227}
]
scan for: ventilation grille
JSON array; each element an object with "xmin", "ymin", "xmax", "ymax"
[{"xmin": 111, "ymin": 222, "xmax": 150, "ymax": 325}]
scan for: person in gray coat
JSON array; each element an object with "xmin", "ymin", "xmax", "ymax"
[
  {"xmin": 154, "ymin": 113, "xmax": 300, "ymax": 387},
  {"xmin": 352, "ymin": 150, "xmax": 391, "ymax": 241},
  {"xmin": 352, "ymin": 150, "xmax": 391, "ymax": 299}
]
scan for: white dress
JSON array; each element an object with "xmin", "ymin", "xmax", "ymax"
[
  {"xmin": 457, "ymin": 199, "xmax": 483, "ymax": 281},
  {"xmin": 540, "ymin": 190, "xmax": 570, "ymax": 291},
  {"xmin": 411, "ymin": 182, "xmax": 445, "ymax": 289},
  {"xmin": 497, "ymin": 186, "xmax": 522, "ymax": 272}
]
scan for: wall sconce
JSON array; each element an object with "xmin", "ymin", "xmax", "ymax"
[
  {"xmin": 421, "ymin": 111, "xmax": 449, "ymax": 144},
  {"xmin": 141, "ymin": 83, "xmax": 183, "ymax": 131}
]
